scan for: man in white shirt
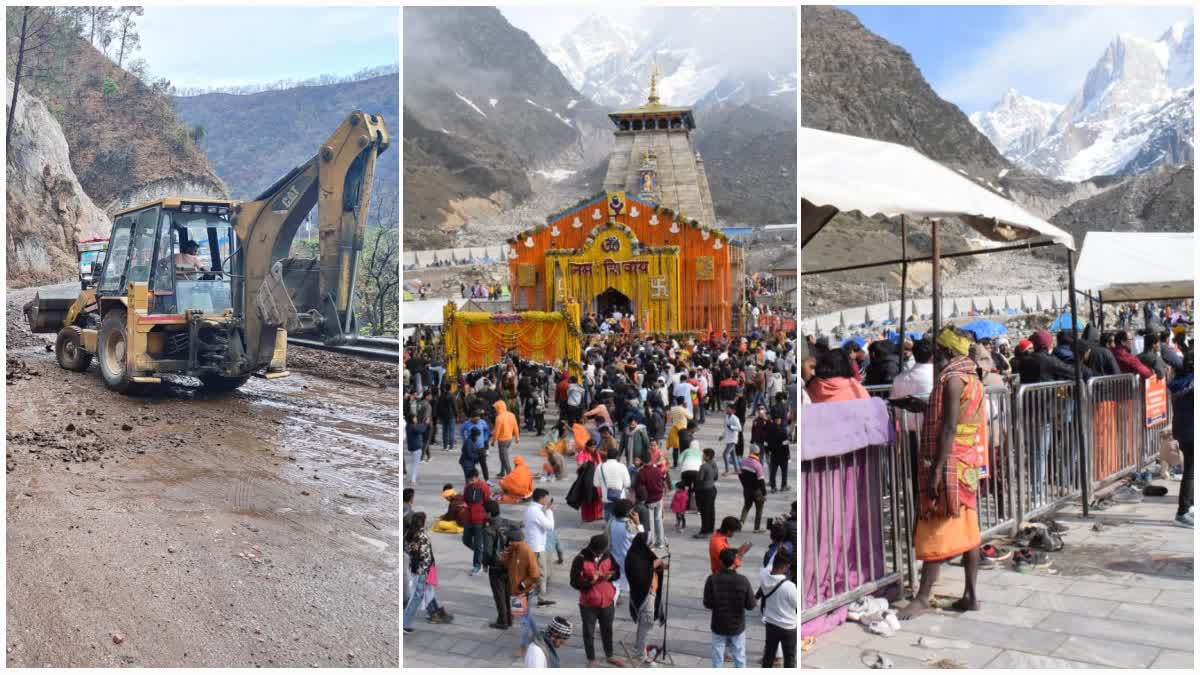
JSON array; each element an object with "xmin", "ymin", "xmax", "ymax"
[
  {"xmin": 593, "ymin": 448, "xmax": 631, "ymax": 521},
  {"xmin": 889, "ymin": 338, "xmax": 934, "ymax": 433},
  {"xmin": 672, "ymin": 373, "xmax": 697, "ymax": 417},
  {"xmin": 524, "ymin": 488, "xmax": 557, "ymax": 606},
  {"xmin": 758, "ymin": 552, "xmax": 797, "ymax": 667}
]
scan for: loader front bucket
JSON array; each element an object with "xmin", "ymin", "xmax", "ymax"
[{"xmin": 24, "ymin": 293, "xmax": 76, "ymax": 334}]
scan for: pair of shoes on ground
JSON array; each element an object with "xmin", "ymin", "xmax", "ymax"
[
  {"xmin": 1012, "ymin": 548, "xmax": 1052, "ymax": 572},
  {"xmin": 1014, "ymin": 526, "xmax": 1063, "ymax": 552},
  {"xmin": 979, "ymin": 543, "xmax": 1011, "ymax": 569}
]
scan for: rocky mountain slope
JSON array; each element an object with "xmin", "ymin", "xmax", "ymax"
[
  {"xmin": 402, "ymin": 6, "xmax": 612, "ymax": 248},
  {"xmin": 172, "ymin": 75, "xmax": 399, "ymax": 201},
  {"xmin": 974, "ymin": 23, "xmax": 1194, "ymax": 181},
  {"xmin": 6, "ymin": 79, "xmax": 111, "ymax": 287},
  {"xmin": 1050, "ymin": 162, "xmax": 1194, "ymax": 241},
  {"xmin": 540, "ymin": 9, "xmax": 796, "ymax": 110},
  {"xmin": 8, "ymin": 23, "xmax": 226, "ymax": 214},
  {"xmin": 693, "ymin": 93, "xmax": 797, "ymax": 225}
]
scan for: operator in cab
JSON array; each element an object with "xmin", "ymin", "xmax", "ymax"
[{"xmin": 174, "ymin": 240, "xmax": 207, "ymax": 279}]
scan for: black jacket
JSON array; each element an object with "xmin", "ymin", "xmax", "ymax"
[
  {"xmin": 702, "ymin": 569, "xmax": 756, "ymax": 635},
  {"xmin": 1017, "ymin": 351, "xmax": 1088, "ymax": 384}
]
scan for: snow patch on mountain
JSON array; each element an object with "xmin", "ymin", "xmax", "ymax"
[{"xmin": 454, "ymin": 91, "xmax": 487, "ymax": 118}]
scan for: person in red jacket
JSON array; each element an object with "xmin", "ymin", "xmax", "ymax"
[
  {"xmin": 569, "ymin": 534, "xmax": 627, "ymax": 668},
  {"xmin": 462, "ymin": 469, "xmax": 491, "ymax": 574},
  {"xmin": 1113, "ymin": 331, "xmax": 1154, "ymax": 379},
  {"xmin": 633, "ymin": 458, "xmax": 666, "ymax": 548}
]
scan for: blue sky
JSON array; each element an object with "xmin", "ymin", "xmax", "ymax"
[
  {"xmin": 843, "ymin": 5, "xmax": 1194, "ymax": 113},
  {"xmin": 138, "ymin": 6, "xmax": 398, "ymax": 90}
]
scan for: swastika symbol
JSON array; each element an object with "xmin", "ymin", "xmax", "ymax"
[{"xmin": 650, "ymin": 276, "xmax": 668, "ymax": 299}]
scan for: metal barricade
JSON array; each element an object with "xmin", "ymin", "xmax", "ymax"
[
  {"xmin": 1013, "ymin": 380, "xmax": 1084, "ymax": 521},
  {"xmin": 1086, "ymin": 374, "xmax": 1143, "ymax": 490},
  {"xmin": 978, "ymin": 386, "xmax": 1019, "ymax": 539},
  {"xmin": 800, "ymin": 414, "xmax": 916, "ymax": 623},
  {"xmin": 864, "ymin": 384, "xmax": 892, "ymax": 399}
]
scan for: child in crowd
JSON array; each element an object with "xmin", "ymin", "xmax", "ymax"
[{"xmin": 670, "ymin": 480, "xmax": 690, "ymax": 531}]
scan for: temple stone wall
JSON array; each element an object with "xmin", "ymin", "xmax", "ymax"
[{"xmin": 603, "ymin": 128, "xmax": 717, "ymax": 228}]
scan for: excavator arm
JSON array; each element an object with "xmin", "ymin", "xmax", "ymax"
[{"xmin": 229, "ymin": 110, "xmax": 390, "ymax": 373}]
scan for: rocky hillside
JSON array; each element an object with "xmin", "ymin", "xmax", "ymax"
[
  {"xmin": 6, "ymin": 79, "xmax": 110, "ymax": 286},
  {"xmin": 1050, "ymin": 162, "xmax": 1194, "ymax": 242},
  {"xmin": 172, "ymin": 74, "xmax": 399, "ymax": 200},
  {"xmin": 693, "ymin": 93, "xmax": 797, "ymax": 225},
  {"xmin": 402, "ymin": 6, "xmax": 612, "ymax": 248},
  {"xmin": 7, "ymin": 22, "xmax": 226, "ymax": 214}
]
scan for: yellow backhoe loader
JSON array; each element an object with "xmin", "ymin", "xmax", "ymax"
[{"xmin": 25, "ymin": 111, "xmax": 390, "ymax": 393}]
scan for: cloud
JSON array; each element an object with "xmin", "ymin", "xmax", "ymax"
[{"xmin": 936, "ymin": 5, "xmax": 1193, "ymax": 112}]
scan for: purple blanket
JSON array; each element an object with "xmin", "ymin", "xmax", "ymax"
[
  {"xmin": 801, "ymin": 397, "xmax": 894, "ymax": 461},
  {"xmin": 801, "ymin": 446, "xmax": 886, "ymax": 636}
]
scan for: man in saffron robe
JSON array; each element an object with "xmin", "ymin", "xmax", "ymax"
[{"xmin": 898, "ymin": 326, "xmax": 985, "ymax": 619}]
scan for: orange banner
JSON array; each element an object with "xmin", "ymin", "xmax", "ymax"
[{"xmin": 1145, "ymin": 376, "xmax": 1168, "ymax": 428}]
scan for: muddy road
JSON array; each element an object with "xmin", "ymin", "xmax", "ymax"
[{"xmin": 6, "ymin": 286, "xmax": 399, "ymax": 667}]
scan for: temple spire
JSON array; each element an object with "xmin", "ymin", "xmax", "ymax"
[{"xmin": 647, "ymin": 59, "xmax": 661, "ymax": 105}]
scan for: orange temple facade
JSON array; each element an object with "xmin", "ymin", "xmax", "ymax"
[{"xmin": 507, "ymin": 191, "xmax": 742, "ymax": 334}]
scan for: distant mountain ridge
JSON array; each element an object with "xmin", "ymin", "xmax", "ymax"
[
  {"xmin": 172, "ymin": 74, "xmax": 399, "ymax": 202},
  {"xmin": 971, "ymin": 22, "xmax": 1194, "ymax": 181}
]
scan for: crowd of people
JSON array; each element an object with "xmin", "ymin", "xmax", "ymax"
[
  {"xmin": 402, "ymin": 328, "xmax": 799, "ymax": 667},
  {"xmin": 800, "ymin": 309, "xmax": 1194, "ymax": 623}
]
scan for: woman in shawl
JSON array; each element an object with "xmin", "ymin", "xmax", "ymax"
[
  {"xmin": 737, "ymin": 451, "xmax": 768, "ymax": 533},
  {"xmin": 575, "ymin": 438, "xmax": 605, "ymax": 523},
  {"xmin": 623, "ymin": 531, "xmax": 666, "ymax": 667},
  {"xmin": 898, "ymin": 327, "xmax": 985, "ymax": 619}
]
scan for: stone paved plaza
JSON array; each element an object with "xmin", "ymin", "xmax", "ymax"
[
  {"xmin": 402, "ymin": 407, "xmax": 797, "ymax": 668},
  {"xmin": 801, "ymin": 479, "xmax": 1194, "ymax": 669}
]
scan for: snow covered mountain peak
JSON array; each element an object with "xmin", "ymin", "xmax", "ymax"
[
  {"xmin": 535, "ymin": 7, "xmax": 795, "ymax": 110},
  {"xmin": 969, "ymin": 89, "xmax": 1063, "ymax": 160},
  {"xmin": 974, "ymin": 21, "xmax": 1193, "ymax": 181}
]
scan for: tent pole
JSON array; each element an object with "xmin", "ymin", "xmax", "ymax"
[
  {"xmin": 931, "ymin": 218, "xmax": 941, "ymax": 384},
  {"xmin": 1088, "ymin": 292, "xmax": 1095, "ymax": 326},
  {"xmin": 899, "ymin": 215, "xmax": 908, "ymax": 346},
  {"xmin": 1098, "ymin": 292, "xmax": 1105, "ymax": 332},
  {"xmin": 1067, "ymin": 248, "xmax": 1090, "ymax": 517}
]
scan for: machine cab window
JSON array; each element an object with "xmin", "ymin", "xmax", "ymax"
[{"xmin": 150, "ymin": 204, "xmax": 236, "ymax": 315}]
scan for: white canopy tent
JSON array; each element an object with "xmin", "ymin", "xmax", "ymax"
[
  {"xmin": 1074, "ymin": 232, "xmax": 1195, "ymax": 302},
  {"xmin": 800, "ymin": 128, "xmax": 1075, "ymax": 250}
]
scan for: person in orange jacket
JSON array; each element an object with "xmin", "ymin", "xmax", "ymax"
[{"xmin": 492, "ymin": 400, "xmax": 520, "ymax": 477}]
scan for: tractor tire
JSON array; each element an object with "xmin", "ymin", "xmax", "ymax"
[
  {"xmin": 198, "ymin": 374, "xmax": 250, "ymax": 392},
  {"xmin": 55, "ymin": 326, "xmax": 93, "ymax": 372},
  {"xmin": 97, "ymin": 309, "xmax": 137, "ymax": 394}
]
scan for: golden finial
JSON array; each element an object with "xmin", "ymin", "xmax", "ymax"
[{"xmin": 647, "ymin": 58, "xmax": 661, "ymax": 105}]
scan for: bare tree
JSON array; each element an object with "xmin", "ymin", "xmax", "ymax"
[
  {"xmin": 357, "ymin": 187, "xmax": 400, "ymax": 335},
  {"xmin": 6, "ymin": 7, "xmax": 56, "ymax": 148},
  {"xmin": 114, "ymin": 6, "xmax": 143, "ymax": 68}
]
